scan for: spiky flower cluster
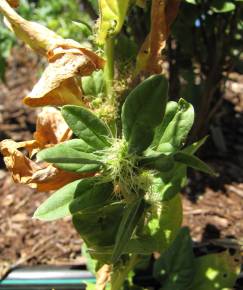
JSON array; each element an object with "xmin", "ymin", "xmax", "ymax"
[{"xmin": 99, "ymin": 138, "xmax": 148, "ymax": 202}]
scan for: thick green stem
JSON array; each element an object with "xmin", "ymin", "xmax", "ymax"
[
  {"xmin": 104, "ymin": 37, "xmax": 115, "ymax": 98},
  {"xmin": 111, "ymin": 255, "xmax": 139, "ymax": 290}
]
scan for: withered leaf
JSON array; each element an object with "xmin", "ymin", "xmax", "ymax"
[
  {"xmin": 0, "ymin": 139, "xmax": 85, "ymax": 192},
  {"xmin": 136, "ymin": 0, "xmax": 180, "ymax": 74},
  {"xmin": 0, "ymin": 139, "xmax": 41, "ymax": 185},
  {"xmin": 34, "ymin": 107, "xmax": 72, "ymax": 147},
  {"xmin": 0, "ymin": 0, "xmax": 62, "ymax": 55},
  {"xmin": 0, "ymin": 108, "xmax": 88, "ymax": 192},
  {"xmin": 24, "ymin": 45, "xmax": 104, "ymax": 107},
  {"xmin": 7, "ymin": 0, "xmax": 19, "ymax": 8},
  {"xmin": 96, "ymin": 264, "xmax": 111, "ymax": 290},
  {"xmin": 0, "ymin": 0, "xmax": 105, "ymax": 107}
]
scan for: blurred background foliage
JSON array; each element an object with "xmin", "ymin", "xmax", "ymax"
[{"xmin": 0, "ymin": 0, "xmax": 242, "ymax": 140}]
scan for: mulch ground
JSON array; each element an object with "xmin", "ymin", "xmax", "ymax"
[{"xmin": 0, "ymin": 46, "xmax": 243, "ymax": 278}]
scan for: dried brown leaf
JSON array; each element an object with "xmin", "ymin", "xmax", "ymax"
[
  {"xmin": 7, "ymin": 0, "xmax": 19, "ymax": 8},
  {"xmin": 136, "ymin": 0, "xmax": 180, "ymax": 74},
  {"xmin": 34, "ymin": 107, "xmax": 72, "ymax": 147},
  {"xmin": 0, "ymin": 0, "xmax": 61, "ymax": 55},
  {"xmin": 0, "ymin": 109, "xmax": 87, "ymax": 192},
  {"xmin": 32, "ymin": 166, "xmax": 90, "ymax": 192},
  {"xmin": 0, "ymin": 140, "xmax": 85, "ymax": 191},
  {"xmin": 0, "ymin": 139, "xmax": 41, "ymax": 184},
  {"xmin": 0, "ymin": 1, "xmax": 105, "ymax": 107},
  {"xmin": 24, "ymin": 46, "xmax": 104, "ymax": 107},
  {"xmin": 96, "ymin": 264, "xmax": 111, "ymax": 290}
]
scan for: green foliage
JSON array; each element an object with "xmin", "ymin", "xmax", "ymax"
[
  {"xmin": 189, "ymin": 252, "xmax": 240, "ymax": 290},
  {"xmin": 97, "ymin": 0, "xmax": 130, "ymax": 44},
  {"xmin": 31, "ymin": 0, "xmax": 91, "ymax": 41},
  {"xmin": 145, "ymin": 193, "xmax": 183, "ymax": 252},
  {"xmin": 37, "ymin": 143, "xmax": 102, "ymax": 173},
  {"xmin": 111, "ymin": 198, "xmax": 145, "ymax": 263},
  {"xmin": 173, "ymin": 151, "xmax": 216, "ymax": 175},
  {"xmin": 34, "ymin": 178, "xmax": 99, "ymax": 221},
  {"xmin": 82, "ymin": 70, "xmax": 105, "ymax": 99},
  {"xmin": 122, "ymin": 75, "xmax": 168, "ymax": 153},
  {"xmin": 153, "ymin": 228, "xmax": 240, "ymax": 290},
  {"xmin": 72, "ymin": 202, "xmax": 125, "ymax": 262},
  {"xmin": 35, "ymin": 78, "xmax": 215, "ymax": 269},
  {"xmin": 69, "ymin": 181, "xmax": 113, "ymax": 214},
  {"xmin": 152, "ymin": 99, "xmax": 194, "ymax": 151},
  {"xmin": 61, "ymin": 105, "xmax": 111, "ymax": 149},
  {"xmin": 153, "ymin": 228, "xmax": 195, "ymax": 290}
]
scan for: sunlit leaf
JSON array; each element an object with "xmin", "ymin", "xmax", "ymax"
[
  {"xmin": 211, "ymin": 1, "xmax": 236, "ymax": 13},
  {"xmin": 146, "ymin": 193, "xmax": 183, "ymax": 251},
  {"xmin": 37, "ymin": 143, "xmax": 102, "ymax": 173},
  {"xmin": 173, "ymin": 152, "xmax": 216, "ymax": 176},
  {"xmin": 122, "ymin": 75, "xmax": 168, "ymax": 153},
  {"xmin": 189, "ymin": 251, "xmax": 240, "ymax": 290},
  {"xmin": 155, "ymin": 98, "xmax": 194, "ymax": 151},
  {"xmin": 62, "ymin": 105, "xmax": 111, "ymax": 149},
  {"xmin": 153, "ymin": 227, "xmax": 195, "ymax": 290},
  {"xmin": 97, "ymin": 0, "xmax": 130, "ymax": 44}
]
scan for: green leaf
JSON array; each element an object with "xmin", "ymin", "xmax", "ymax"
[
  {"xmin": 184, "ymin": 0, "xmax": 197, "ymax": 4},
  {"xmin": 115, "ymin": 34, "xmax": 138, "ymax": 62},
  {"xmin": 153, "ymin": 227, "xmax": 195, "ymax": 290},
  {"xmin": 173, "ymin": 152, "xmax": 216, "ymax": 176},
  {"xmin": 72, "ymin": 202, "xmax": 125, "ymax": 259},
  {"xmin": 82, "ymin": 70, "xmax": 105, "ymax": 97},
  {"xmin": 122, "ymin": 75, "xmax": 168, "ymax": 154},
  {"xmin": 111, "ymin": 198, "xmax": 146, "ymax": 263},
  {"xmin": 34, "ymin": 177, "xmax": 100, "ymax": 221},
  {"xmin": 37, "ymin": 143, "xmax": 102, "ymax": 173},
  {"xmin": 189, "ymin": 252, "xmax": 240, "ymax": 290},
  {"xmin": 183, "ymin": 136, "xmax": 208, "ymax": 155},
  {"xmin": 152, "ymin": 137, "xmax": 208, "ymax": 201},
  {"xmin": 211, "ymin": 1, "xmax": 236, "ymax": 13},
  {"xmin": 72, "ymin": 21, "xmax": 92, "ymax": 37},
  {"xmin": 51, "ymin": 139, "xmax": 95, "ymax": 153},
  {"xmin": 152, "ymin": 165, "xmax": 187, "ymax": 201},
  {"xmin": 139, "ymin": 152, "xmax": 174, "ymax": 172},
  {"xmin": 97, "ymin": 0, "xmax": 130, "ymax": 44},
  {"xmin": 62, "ymin": 105, "xmax": 111, "ymax": 149},
  {"xmin": 154, "ymin": 98, "xmax": 194, "ymax": 151},
  {"xmin": 146, "ymin": 193, "xmax": 183, "ymax": 252},
  {"xmin": 152, "ymin": 101, "xmax": 178, "ymax": 148},
  {"xmin": 125, "ymin": 237, "xmax": 158, "ymax": 254},
  {"xmin": 69, "ymin": 182, "xmax": 113, "ymax": 214}
]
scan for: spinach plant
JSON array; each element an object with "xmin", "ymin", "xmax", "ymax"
[{"xmin": 0, "ymin": 0, "xmax": 240, "ymax": 289}]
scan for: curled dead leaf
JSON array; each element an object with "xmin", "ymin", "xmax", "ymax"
[
  {"xmin": 96, "ymin": 264, "xmax": 111, "ymax": 290},
  {"xmin": 0, "ymin": 140, "xmax": 85, "ymax": 192},
  {"xmin": 31, "ymin": 165, "xmax": 92, "ymax": 192},
  {"xmin": 34, "ymin": 107, "xmax": 72, "ymax": 147},
  {"xmin": 0, "ymin": 0, "xmax": 105, "ymax": 107},
  {"xmin": 0, "ymin": 139, "xmax": 40, "ymax": 185},
  {"xmin": 136, "ymin": 0, "xmax": 180, "ymax": 74},
  {"xmin": 0, "ymin": 108, "xmax": 88, "ymax": 192},
  {"xmin": 0, "ymin": 0, "xmax": 61, "ymax": 55},
  {"xmin": 7, "ymin": 0, "xmax": 19, "ymax": 8},
  {"xmin": 24, "ymin": 47, "xmax": 104, "ymax": 107}
]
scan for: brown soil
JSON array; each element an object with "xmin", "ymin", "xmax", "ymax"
[{"xmin": 0, "ymin": 46, "xmax": 243, "ymax": 278}]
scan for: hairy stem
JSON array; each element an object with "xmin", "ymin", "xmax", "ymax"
[{"xmin": 111, "ymin": 255, "xmax": 139, "ymax": 290}]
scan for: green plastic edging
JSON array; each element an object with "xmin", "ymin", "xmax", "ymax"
[{"xmin": 0, "ymin": 278, "xmax": 96, "ymax": 285}]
